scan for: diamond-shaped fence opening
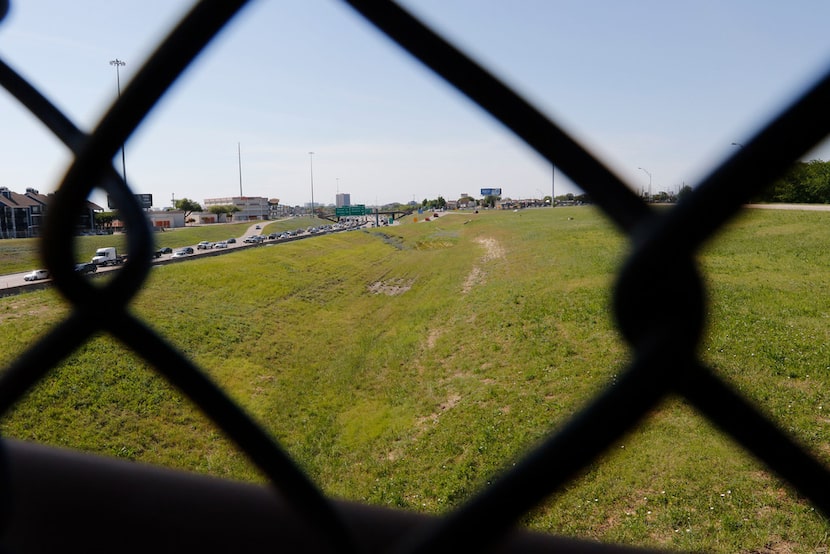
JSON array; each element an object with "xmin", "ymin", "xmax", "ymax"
[{"xmin": 0, "ymin": 1, "xmax": 829, "ymax": 553}]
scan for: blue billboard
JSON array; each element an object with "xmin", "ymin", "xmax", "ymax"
[{"xmin": 480, "ymin": 188, "xmax": 502, "ymax": 196}]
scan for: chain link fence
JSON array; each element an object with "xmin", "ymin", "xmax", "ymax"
[{"xmin": 1, "ymin": 0, "xmax": 829, "ymax": 552}]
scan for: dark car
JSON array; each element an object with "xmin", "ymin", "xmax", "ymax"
[
  {"xmin": 226, "ymin": 238, "xmax": 236, "ymax": 244},
  {"xmin": 157, "ymin": 247, "xmax": 173, "ymax": 254},
  {"xmin": 74, "ymin": 263, "xmax": 97, "ymax": 275},
  {"xmin": 182, "ymin": 246, "xmax": 194, "ymax": 254}
]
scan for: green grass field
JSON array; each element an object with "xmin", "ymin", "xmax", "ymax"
[{"xmin": 0, "ymin": 207, "xmax": 828, "ymax": 552}]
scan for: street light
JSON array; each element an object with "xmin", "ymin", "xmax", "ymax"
[
  {"xmin": 638, "ymin": 167, "xmax": 652, "ymax": 200},
  {"xmin": 109, "ymin": 59, "xmax": 127, "ymax": 187},
  {"xmin": 551, "ymin": 163, "xmax": 555, "ymax": 207},
  {"xmin": 238, "ymin": 142, "xmax": 243, "ymax": 197},
  {"xmin": 308, "ymin": 151, "xmax": 315, "ymax": 217}
]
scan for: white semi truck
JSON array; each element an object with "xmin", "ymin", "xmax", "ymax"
[{"xmin": 91, "ymin": 247, "xmax": 126, "ymax": 267}]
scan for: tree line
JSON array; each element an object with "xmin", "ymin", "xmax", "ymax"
[{"xmin": 755, "ymin": 159, "xmax": 830, "ymax": 203}]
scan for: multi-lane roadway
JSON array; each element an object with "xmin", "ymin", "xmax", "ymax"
[{"xmin": 0, "ymin": 221, "xmax": 363, "ymax": 294}]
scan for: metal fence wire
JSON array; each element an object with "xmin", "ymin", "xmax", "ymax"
[{"xmin": 1, "ymin": 0, "xmax": 829, "ymax": 552}]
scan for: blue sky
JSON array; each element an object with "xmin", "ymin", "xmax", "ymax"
[{"xmin": 1, "ymin": 1, "xmax": 830, "ymax": 210}]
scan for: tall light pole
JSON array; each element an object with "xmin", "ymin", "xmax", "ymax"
[
  {"xmin": 551, "ymin": 163, "xmax": 555, "ymax": 207},
  {"xmin": 308, "ymin": 151, "xmax": 315, "ymax": 217},
  {"xmin": 638, "ymin": 167, "xmax": 652, "ymax": 200},
  {"xmin": 109, "ymin": 59, "xmax": 127, "ymax": 187},
  {"xmin": 238, "ymin": 142, "xmax": 243, "ymax": 196}
]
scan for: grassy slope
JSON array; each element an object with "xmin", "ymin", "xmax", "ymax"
[{"xmin": 0, "ymin": 207, "xmax": 828, "ymax": 552}]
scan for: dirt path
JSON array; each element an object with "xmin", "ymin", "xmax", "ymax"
[{"xmin": 462, "ymin": 237, "xmax": 505, "ymax": 293}]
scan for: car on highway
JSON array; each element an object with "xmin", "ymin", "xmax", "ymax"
[
  {"xmin": 157, "ymin": 247, "xmax": 173, "ymax": 255},
  {"xmin": 23, "ymin": 269, "xmax": 50, "ymax": 281},
  {"xmin": 197, "ymin": 241, "xmax": 214, "ymax": 250},
  {"xmin": 226, "ymin": 238, "xmax": 236, "ymax": 244},
  {"xmin": 215, "ymin": 241, "xmax": 228, "ymax": 248},
  {"xmin": 172, "ymin": 250, "xmax": 190, "ymax": 258},
  {"xmin": 74, "ymin": 263, "xmax": 97, "ymax": 275}
]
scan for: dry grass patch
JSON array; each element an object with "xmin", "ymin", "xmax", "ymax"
[{"xmin": 368, "ymin": 277, "xmax": 415, "ymax": 296}]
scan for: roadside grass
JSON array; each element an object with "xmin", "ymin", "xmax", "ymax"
[
  {"xmin": 0, "ymin": 207, "xmax": 828, "ymax": 552},
  {"xmin": 0, "ymin": 237, "xmax": 42, "ymax": 275}
]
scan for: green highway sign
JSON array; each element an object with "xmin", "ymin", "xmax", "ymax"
[{"xmin": 336, "ymin": 204, "xmax": 369, "ymax": 216}]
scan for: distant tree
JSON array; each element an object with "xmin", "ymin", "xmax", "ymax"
[
  {"xmin": 482, "ymin": 194, "xmax": 500, "ymax": 208},
  {"xmin": 175, "ymin": 198, "xmax": 202, "ymax": 220},
  {"xmin": 421, "ymin": 197, "xmax": 448, "ymax": 209},
  {"xmin": 756, "ymin": 159, "xmax": 830, "ymax": 203},
  {"xmin": 95, "ymin": 211, "xmax": 115, "ymax": 230},
  {"xmin": 798, "ymin": 160, "xmax": 830, "ymax": 202},
  {"xmin": 677, "ymin": 185, "xmax": 693, "ymax": 202},
  {"xmin": 208, "ymin": 204, "xmax": 240, "ymax": 220}
]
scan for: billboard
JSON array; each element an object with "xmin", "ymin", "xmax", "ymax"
[
  {"xmin": 480, "ymin": 188, "xmax": 502, "ymax": 196},
  {"xmin": 107, "ymin": 193, "xmax": 153, "ymax": 210}
]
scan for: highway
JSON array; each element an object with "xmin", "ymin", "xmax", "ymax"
[{"xmin": 0, "ymin": 220, "xmax": 365, "ymax": 296}]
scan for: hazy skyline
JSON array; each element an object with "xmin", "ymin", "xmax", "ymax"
[{"xmin": 2, "ymin": 1, "xmax": 830, "ymax": 210}]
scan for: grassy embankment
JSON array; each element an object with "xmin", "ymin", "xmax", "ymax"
[{"xmin": 0, "ymin": 207, "xmax": 828, "ymax": 552}]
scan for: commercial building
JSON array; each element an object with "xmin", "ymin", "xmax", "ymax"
[
  {"xmin": 336, "ymin": 193, "xmax": 351, "ymax": 208},
  {"xmin": 147, "ymin": 210, "xmax": 186, "ymax": 229},
  {"xmin": 203, "ymin": 196, "xmax": 270, "ymax": 221}
]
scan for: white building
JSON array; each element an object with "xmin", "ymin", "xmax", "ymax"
[
  {"xmin": 204, "ymin": 196, "xmax": 270, "ymax": 221},
  {"xmin": 148, "ymin": 210, "xmax": 185, "ymax": 229}
]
